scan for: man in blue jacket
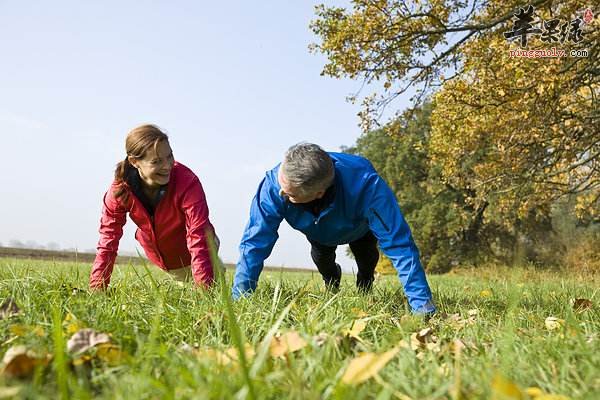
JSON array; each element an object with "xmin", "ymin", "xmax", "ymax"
[{"xmin": 232, "ymin": 143, "xmax": 436, "ymax": 314}]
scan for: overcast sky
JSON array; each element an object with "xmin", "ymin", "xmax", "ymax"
[{"xmin": 0, "ymin": 1, "xmax": 410, "ymax": 272}]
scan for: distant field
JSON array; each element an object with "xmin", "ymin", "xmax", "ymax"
[
  {"xmin": 0, "ymin": 247, "xmax": 312, "ymax": 273},
  {"xmin": 0, "ymin": 257, "xmax": 598, "ymax": 399}
]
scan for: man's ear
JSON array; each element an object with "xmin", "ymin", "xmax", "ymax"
[
  {"xmin": 315, "ymin": 190, "xmax": 326, "ymax": 199},
  {"xmin": 128, "ymin": 156, "xmax": 139, "ymax": 169}
]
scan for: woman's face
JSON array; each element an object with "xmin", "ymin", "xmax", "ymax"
[{"xmin": 129, "ymin": 140, "xmax": 174, "ymax": 188}]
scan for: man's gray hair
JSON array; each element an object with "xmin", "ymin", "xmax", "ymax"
[{"xmin": 281, "ymin": 142, "xmax": 334, "ymax": 195}]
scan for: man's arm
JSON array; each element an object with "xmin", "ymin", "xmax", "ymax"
[
  {"xmin": 232, "ymin": 175, "xmax": 284, "ymax": 298},
  {"xmin": 366, "ymin": 175, "xmax": 436, "ymax": 314}
]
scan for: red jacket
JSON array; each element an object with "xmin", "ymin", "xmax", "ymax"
[{"xmin": 90, "ymin": 162, "xmax": 216, "ymax": 288}]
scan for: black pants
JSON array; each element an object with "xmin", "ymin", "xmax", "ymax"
[{"xmin": 308, "ymin": 231, "xmax": 379, "ymax": 291}]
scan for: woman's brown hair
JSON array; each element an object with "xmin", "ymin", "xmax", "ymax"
[{"xmin": 113, "ymin": 124, "xmax": 169, "ymax": 201}]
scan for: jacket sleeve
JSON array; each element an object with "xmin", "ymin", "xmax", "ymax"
[
  {"xmin": 365, "ymin": 174, "xmax": 436, "ymax": 313},
  {"xmin": 181, "ymin": 177, "xmax": 215, "ymax": 287},
  {"xmin": 232, "ymin": 176, "xmax": 283, "ymax": 298},
  {"xmin": 90, "ymin": 187, "xmax": 128, "ymax": 289}
]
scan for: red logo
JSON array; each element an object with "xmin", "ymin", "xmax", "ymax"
[{"xmin": 583, "ymin": 8, "xmax": 594, "ymax": 24}]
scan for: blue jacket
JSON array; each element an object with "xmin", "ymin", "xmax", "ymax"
[{"xmin": 232, "ymin": 152, "xmax": 435, "ymax": 313}]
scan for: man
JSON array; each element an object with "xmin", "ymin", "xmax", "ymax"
[{"xmin": 232, "ymin": 143, "xmax": 436, "ymax": 314}]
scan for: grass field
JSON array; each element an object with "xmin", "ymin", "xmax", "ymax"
[{"xmin": 0, "ymin": 257, "xmax": 598, "ymax": 399}]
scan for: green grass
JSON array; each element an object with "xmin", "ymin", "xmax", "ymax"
[{"xmin": 0, "ymin": 257, "xmax": 598, "ymax": 399}]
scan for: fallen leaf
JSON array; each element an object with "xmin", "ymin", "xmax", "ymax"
[
  {"xmin": 312, "ymin": 333, "xmax": 329, "ymax": 347},
  {"xmin": 8, "ymin": 324, "xmax": 45, "ymax": 338},
  {"xmin": 341, "ymin": 347, "xmax": 400, "ymax": 385},
  {"xmin": 269, "ymin": 331, "xmax": 307, "ymax": 358},
  {"xmin": 572, "ymin": 298, "xmax": 592, "ymax": 312},
  {"xmin": 450, "ymin": 339, "xmax": 466, "ymax": 356},
  {"xmin": 63, "ymin": 313, "xmax": 86, "ymax": 335},
  {"xmin": 223, "ymin": 343, "xmax": 255, "ymax": 363},
  {"xmin": 196, "ymin": 343, "xmax": 254, "ymax": 367},
  {"xmin": 67, "ymin": 329, "xmax": 111, "ymax": 354},
  {"xmin": 71, "ymin": 354, "xmax": 92, "ymax": 367},
  {"xmin": 95, "ymin": 343, "xmax": 127, "ymax": 365},
  {"xmin": 351, "ymin": 308, "xmax": 369, "ymax": 318},
  {"xmin": 343, "ymin": 319, "xmax": 367, "ymax": 339},
  {"xmin": 544, "ymin": 317, "xmax": 564, "ymax": 331},
  {"xmin": 0, "ymin": 298, "xmax": 20, "ymax": 319},
  {"xmin": 480, "ymin": 290, "xmax": 492, "ymax": 298},
  {"xmin": 1, "ymin": 345, "xmax": 50, "ymax": 378},
  {"xmin": 0, "ymin": 386, "xmax": 21, "ymax": 398},
  {"xmin": 490, "ymin": 374, "xmax": 523, "ymax": 400}
]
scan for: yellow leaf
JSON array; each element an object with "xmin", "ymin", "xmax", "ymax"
[
  {"xmin": 351, "ymin": 308, "xmax": 369, "ymax": 318},
  {"xmin": 223, "ymin": 343, "xmax": 255, "ymax": 363},
  {"xmin": 196, "ymin": 343, "xmax": 255, "ymax": 368},
  {"xmin": 8, "ymin": 324, "xmax": 28, "ymax": 337},
  {"xmin": 544, "ymin": 317, "xmax": 564, "ymax": 331},
  {"xmin": 491, "ymin": 374, "xmax": 523, "ymax": 400},
  {"xmin": 8, "ymin": 324, "xmax": 46, "ymax": 337},
  {"xmin": 269, "ymin": 331, "xmax": 307, "ymax": 358},
  {"xmin": 0, "ymin": 386, "xmax": 22, "ymax": 398},
  {"xmin": 525, "ymin": 387, "xmax": 545, "ymax": 397},
  {"xmin": 95, "ymin": 344, "xmax": 127, "ymax": 366},
  {"xmin": 480, "ymin": 290, "xmax": 492, "ymax": 298},
  {"xmin": 341, "ymin": 347, "xmax": 400, "ymax": 385},
  {"xmin": 63, "ymin": 313, "xmax": 86, "ymax": 335},
  {"xmin": 343, "ymin": 319, "xmax": 367, "ymax": 339}
]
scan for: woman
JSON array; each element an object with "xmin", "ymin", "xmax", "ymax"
[{"xmin": 90, "ymin": 124, "xmax": 217, "ymax": 289}]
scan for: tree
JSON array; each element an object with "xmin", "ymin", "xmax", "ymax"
[{"xmin": 312, "ymin": 0, "xmax": 599, "ymax": 222}]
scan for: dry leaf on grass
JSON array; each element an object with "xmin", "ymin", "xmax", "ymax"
[
  {"xmin": 544, "ymin": 317, "xmax": 564, "ymax": 331},
  {"xmin": 95, "ymin": 343, "xmax": 127, "ymax": 366},
  {"xmin": 0, "ymin": 298, "xmax": 20, "ymax": 320},
  {"xmin": 491, "ymin": 375, "xmax": 571, "ymax": 400},
  {"xmin": 571, "ymin": 298, "xmax": 592, "ymax": 312},
  {"xmin": 312, "ymin": 333, "xmax": 330, "ymax": 347},
  {"xmin": 196, "ymin": 343, "xmax": 255, "ymax": 367},
  {"xmin": 8, "ymin": 324, "xmax": 45, "ymax": 338},
  {"xmin": 342, "ymin": 319, "xmax": 367, "ymax": 340},
  {"xmin": 351, "ymin": 308, "xmax": 369, "ymax": 318},
  {"xmin": 0, "ymin": 386, "xmax": 21, "ymax": 398},
  {"xmin": 63, "ymin": 313, "xmax": 86, "ymax": 335},
  {"xmin": 341, "ymin": 347, "xmax": 400, "ymax": 385},
  {"xmin": 67, "ymin": 329, "xmax": 111, "ymax": 354},
  {"xmin": 491, "ymin": 374, "xmax": 523, "ymax": 399},
  {"xmin": 269, "ymin": 331, "xmax": 307, "ymax": 358},
  {"xmin": 1, "ymin": 345, "xmax": 50, "ymax": 378},
  {"xmin": 480, "ymin": 290, "xmax": 492, "ymax": 298}
]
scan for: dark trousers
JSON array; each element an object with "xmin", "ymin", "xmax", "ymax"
[{"xmin": 308, "ymin": 231, "xmax": 379, "ymax": 291}]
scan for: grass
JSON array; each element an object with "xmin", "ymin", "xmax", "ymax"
[{"xmin": 0, "ymin": 257, "xmax": 598, "ymax": 399}]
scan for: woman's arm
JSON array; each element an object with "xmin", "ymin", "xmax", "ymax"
[
  {"xmin": 182, "ymin": 177, "xmax": 215, "ymax": 287},
  {"xmin": 89, "ymin": 186, "xmax": 128, "ymax": 289}
]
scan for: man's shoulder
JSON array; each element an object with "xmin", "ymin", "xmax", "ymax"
[{"xmin": 329, "ymin": 152, "xmax": 376, "ymax": 175}]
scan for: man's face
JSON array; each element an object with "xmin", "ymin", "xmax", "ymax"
[
  {"xmin": 129, "ymin": 140, "xmax": 174, "ymax": 188},
  {"xmin": 277, "ymin": 168, "xmax": 325, "ymax": 204}
]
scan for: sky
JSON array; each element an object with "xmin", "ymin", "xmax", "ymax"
[{"xmin": 0, "ymin": 1, "xmax": 410, "ymax": 272}]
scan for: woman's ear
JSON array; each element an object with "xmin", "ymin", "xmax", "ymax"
[{"xmin": 128, "ymin": 156, "xmax": 139, "ymax": 169}]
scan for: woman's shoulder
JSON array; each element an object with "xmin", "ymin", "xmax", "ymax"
[{"xmin": 171, "ymin": 161, "xmax": 199, "ymax": 183}]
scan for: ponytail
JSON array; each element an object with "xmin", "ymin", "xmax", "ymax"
[{"xmin": 113, "ymin": 157, "xmax": 133, "ymax": 202}]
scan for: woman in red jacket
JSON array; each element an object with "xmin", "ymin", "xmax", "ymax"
[{"xmin": 90, "ymin": 124, "xmax": 217, "ymax": 289}]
